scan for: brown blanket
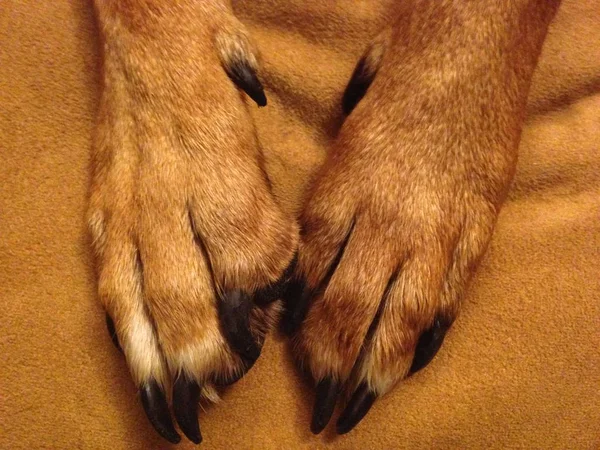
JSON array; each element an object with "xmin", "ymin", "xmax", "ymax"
[{"xmin": 1, "ymin": 1, "xmax": 599, "ymax": 448}]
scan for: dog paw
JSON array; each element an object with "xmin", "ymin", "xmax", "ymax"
[
  {"xmin": 284, "ymin": 24, "xmax": 520, "ymax": 434},
  {"xmin": 89, "ymin": 4, "xmax": 297, "ymax": 444}
]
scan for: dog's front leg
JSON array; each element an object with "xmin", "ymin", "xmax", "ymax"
[
  {"xmin": 284, "ymin": 0, "xmax": 562, "ymax": 434},
  {"xmin": 89, "ymin": 1, "xmax": 298, "ymax": 444}
]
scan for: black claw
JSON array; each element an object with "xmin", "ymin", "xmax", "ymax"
[
  {"xmin": 311, "ymin": 378, "xmax": 339, "ymax": 434},
  {"xmin": 336, "ymin": 383, "xmax": 377, "ymax": 435},
  {"xmin": 281, "ymin": 279, "xmax": 311, "ymax": 336},
  {"xmin": 105, "ymin": 314, "xmax": 122, "ymax": 352},
  {"xmin": 283, "ymin": 221, "xmax": 355, "ymax": 335},
  {"xmin": 254, "ymin": 253, "xmax": 298, "ymax": 307},
  {"xmin": 219, "ymin": 289, "xmax": 261, "ymax": 364},
  {"xmin": 409, "ymin": 316, "xmax": 453, "ymax": 375},
  {"xmin": 173, "ymin": 375, "xmax": 203, "ymax": 445},
  {"xmin": 140, "ymin": 380, "xmax": 181, "ymax": 444},
  {"xmin": 342, "ymin": 56, "xmax": 374, "ymax": 115},
  {"xmin": 224, "ymin": 60, "xmax": 267, "ymax": 107},
  {"xmin": 343, "ymin": 43, "xmax": 387, "ymax": 116}
]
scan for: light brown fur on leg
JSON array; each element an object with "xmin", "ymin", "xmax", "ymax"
[
  {"xmin": 289, "ymin": 0, "xmax": 562, "ymax": 433},
  {"xmin": 88, "ymin": 0, "xmax": 297, "ymax": 442}
]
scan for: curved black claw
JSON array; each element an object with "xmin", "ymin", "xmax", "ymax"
[
  {"xmin": 219, "ymin": 289, "xmax": 261, "ymax": 364},
  {"xmin": 281, "ymin": 279, "xmax": 312, "ymax": 336},
  {"xmin": 224, "ymin": 60, "xmax": 267, "ymax": 107},
  {"xmin": 105, "ymin": 313, "xmax": 122, "ymax": 352},
  {"xmin": 311, "ymin": 378, "xmax": 339, "ymax": 434},
  {"xmin": 342, "ymin": 56, "xmax": 375, "ymax": 115},
  {"xmin": 409, "ymin": 316, "xmax": 452, "ymax": 375},
  {"xmin": 140, "ymin": 380, "xmax": 181, "ymax": 444},
  {"xmin": 254, "ymin": 253, "xmax": 298, "ymax": 307},
  {"xmin": 336, "ymin": 383, "xmax": 377, "ymax": 435},
  {"xmin": 173, "ymin": 375, "xmax": 202, "ymax": 445}
]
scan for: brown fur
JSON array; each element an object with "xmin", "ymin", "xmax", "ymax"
[
  {"xmin": 89, "ymin": 0, "xmax": 562, "ymax": 434},
  {"xmin": 293, "ymin": 0, "xmax": 562, "ymax": 394},
  {"xmin": 88, "ymin": 0, "xmax": 297, "ymax": 391}
]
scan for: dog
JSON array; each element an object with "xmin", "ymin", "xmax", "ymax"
[{"xmin": 88, "ymin": 0, "xmax": 561, "ymax": 444}]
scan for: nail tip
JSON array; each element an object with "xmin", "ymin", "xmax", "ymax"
[
  {"xmin": 166, "ymin": 433, "xmax": 183, "ymax": 444},
  {"xmin": 220, "ymin": 289, "xmax": 262, "ymax": 364},
  {"xmin": 310, "ymin": 423, "xmax": 325, "ymax": 435},
  {"xmin": 183, "ymin": 428, "xmax": 202, "ymax": 445},
  {"xmin": 139, "ymin": 380, "xmax": 181, "ymax": 444},
  {"xmin": 335, "ymin": 415, "xmax": 361, "ymax": 435},
  {"xmin": 177, "ymin": 417, "xmax": 201, "ymax": 445},
  {"xmin": 256, "ymin": 93, "xmax": 267, "ymax": 107},
  {"xmin": 310, "ymin": 415, "xmax": 328, "ymax": 435},
  {"xmin": 335, "ymin": 384, "xmax": 376, "ymax": 435},
  {"xmin": 409, "ymin": 316, "xmax": 452, "ymax": 374},
  {"xmin": 408, "ymin": 360, "xmax": 424, "ymax": 375},
  {"xmin": 153, "ymin": 425, "xmax": 182, "ymax": 444},
  {"xmin": 310, "ymin": 378, "xmax": 339, "ymax": 435},
  {"xmin": 335, "ymin": 423, "xmax": 351, "ymax": 435}
]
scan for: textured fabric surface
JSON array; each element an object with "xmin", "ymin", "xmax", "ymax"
[{"xmin": 1, "ymin": 1, "xmax": 599, "ymax": 449}]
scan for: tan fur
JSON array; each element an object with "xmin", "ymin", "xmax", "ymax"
[
  {"xmin": 293, "ymin": 0, "xmax": 562, "ymax": 395},
  {"xmin": 90, "ymin": 0, "xmax": 562, "ymax": 420},
  {"xmin": 358, "ymin": 28, "xmax": 392, "ymax": 86},
  {"xmin": 88, "ymin": 0, "xmax": 297, "ymax": 392}
]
